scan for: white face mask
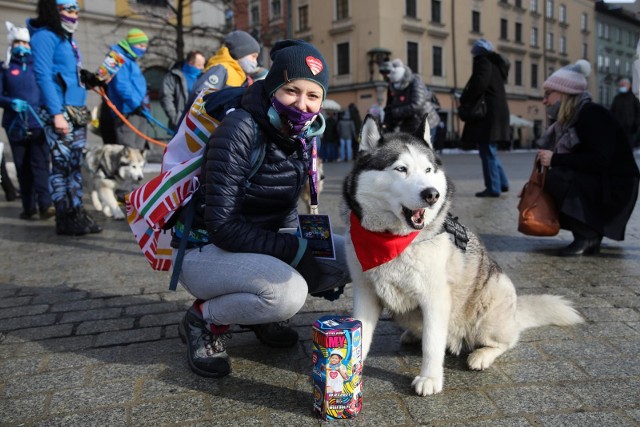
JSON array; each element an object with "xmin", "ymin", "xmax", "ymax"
[
  {"xmin": 60, "ymin": 16, "xmax": 78, "ymax": 34},
  {"xmin": 389, "ymin": 66, "xmax": 405, "ymax": 83},
  {"xmin": 238, "ymin": 56, "xmax": 258, "ymax": 74}
]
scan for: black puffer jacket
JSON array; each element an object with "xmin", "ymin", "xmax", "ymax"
[
  {"xmin": 460, "ymin": 52, "xmax": 510, "ymax": 144},
  {"xmin": 383, "ymin": 70, "xmax": 429, "ymax": 133},
  {"xmin": 180, "ymin": 81, "xmax": 314, "ymax": 264}
]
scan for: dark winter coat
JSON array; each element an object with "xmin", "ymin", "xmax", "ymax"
[
  {"xmin": 609, "ymin": 91, "xmax": 640, "ymax": 140},
  {"xmin": 460, "ymin": 52, "xmax": 510, "ymax": 144},
  {"xmin": 179, "ymin": 81, "xmax": 315, "ymax": 264},
  {"xmin": 546, "ymin": 102, "xmax": 639, "ymax": 241},
  {"xmin": 160, "ymin": 62, "xmax": 189, "ymax": 131},
  {"xmin": 383, "ymin": 70, "xmax": 429, "ymax": 134},
  {"xmin": 0, "ymin": 53, "xmax": 41, "ymax": 130}
]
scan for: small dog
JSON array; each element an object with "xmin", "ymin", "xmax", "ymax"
[
  {"xmin": 84, "ymin": 145, "xmax": 145, "ymax": 220},
  {"xmin": 343, "ymin": 115, "xmax": 583, "ymax": 396}
]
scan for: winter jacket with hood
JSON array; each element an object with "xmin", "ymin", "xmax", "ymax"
[
  {"xmin": 610, "ymin": 90, "xmax": 640, "ymax": 140},
  {"xmin": 383, "ymin": 67, "xmax": 429, "ymax": 133},
  {"xmin": 0, "ymin": 52, "xmax": 41, "ymax": 130},
  {"xmin": 106, "ymin": 42, "xmax": 148, "ymax": 115},
  {"xmin": 174, "ymin": 80, "xmax": 324, "ymax": 266},
  {"xmin": 27, "ymin": 19, "xmax": 86, "ymax": 116},
  {"xmin": 460, "ymin": 51, "xmax": 511, "ymax": 144},
  {"xmin": 160, "ymin": 61, "xmax": 188, "ymax": 130}
]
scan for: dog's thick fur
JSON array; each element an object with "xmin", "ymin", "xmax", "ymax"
[
  {"xmin": 343, "ymin": 115, "xmax": 583, "ymax": 396},
  {"xmin": 84, "ymin": 145, "xmax": 145, "ymax": 220}
]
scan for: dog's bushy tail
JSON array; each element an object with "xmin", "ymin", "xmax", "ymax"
[{"xmin": 516, "ymin": 294, "xmax": 583, "ymax": 331}]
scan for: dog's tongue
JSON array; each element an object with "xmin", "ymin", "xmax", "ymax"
[{"xmin": 412, "ymin": 209, "xmax": 425, "ymax": 224}]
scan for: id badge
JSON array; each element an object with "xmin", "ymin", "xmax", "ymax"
[{"xmin": 297, "ymin": 214, "xmax": 336, "ymax": 260}]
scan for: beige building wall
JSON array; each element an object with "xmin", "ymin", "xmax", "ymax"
[{"xmin": 290, "ymin": 0, "xmax": 599, "ymax": 147}]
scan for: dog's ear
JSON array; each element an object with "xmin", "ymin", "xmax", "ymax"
[
  {"xmin": 415, "ymin": 114, "xmax": 433, "ymax": 150},
  {"xmin": 359, "ymin": 114, "xmax": 383, "ymax": 153}
]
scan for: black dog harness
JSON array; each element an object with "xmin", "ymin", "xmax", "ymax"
[{"xmin": 442, "ymin": 213, "xmax": 469, "ymax": 251}]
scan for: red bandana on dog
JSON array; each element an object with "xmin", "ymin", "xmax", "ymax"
[{"xmin": 350, "ymin": 211, "xmax": 420, "ymax": 272}]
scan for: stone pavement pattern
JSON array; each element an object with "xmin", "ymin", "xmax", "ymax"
[{"xmin": 0, "ymin": 151, "xmax": 639, "ymax": 426}]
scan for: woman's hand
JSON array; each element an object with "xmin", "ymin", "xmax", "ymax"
[
  {"xmin": 537, "ymin": 149, "xmax": 553, "ymax": 167},
  {"xmin": 53, "ymin": 114, "xmax": 70, "ymax": 135}
]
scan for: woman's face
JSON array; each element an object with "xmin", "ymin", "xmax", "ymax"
[
  {"xmin": 274, "ymin": 79, "xmax": 323, "ymax": 113},
  {"xmin": 58, "ymin": 3, "xmax": 79, "ymax": 19},
  {"xmin": 542, "ymin": 89, "xmax": 561, "ymax": 106},
  {"xmin": 12, "ymin": 40, "xmax": 30, "ymax": 49}
]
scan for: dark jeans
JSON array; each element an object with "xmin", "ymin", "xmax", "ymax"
[
  {"xmin": 7, "ymin": 128, "xmax": 51, "ymax": 212},
  {"xmin": 478, "ymin": 141, "xmax": 509, "ymax": 193}
]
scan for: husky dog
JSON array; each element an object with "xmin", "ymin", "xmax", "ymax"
[
  {"xmin": 84, "ymin": 145, "xmax": 145, "ymax": 220},
  {"xmin": 343, "ymin": 115, "xmax": 583, "ymax": 396}
]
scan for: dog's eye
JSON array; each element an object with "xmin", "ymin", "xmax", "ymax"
[
  {"xmin": 425, "ymin": 168, "xmax": 432, "ymax": 173},
  {"xmin": 394, "ymin": 166, "xmax": 407, "ymax": 173}
]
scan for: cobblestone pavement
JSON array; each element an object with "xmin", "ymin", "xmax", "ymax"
[{"xmin": 1, "ymin": 151, "xmax": 639, "ymax": 426}]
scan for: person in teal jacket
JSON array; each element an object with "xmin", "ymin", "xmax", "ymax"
[
  {"xmin": 28, "ymin": 0, "xmax": 101, "ymax": 236},
  {"xmin": 105, "ymin": 28, "xmax": 150, "ymax": 150}
]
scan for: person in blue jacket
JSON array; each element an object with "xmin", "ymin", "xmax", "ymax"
[
  {"xmin": 28, "ymin": 0, "xmax": 101, "ymax": 235},
  {"xmin": 0, "ymin": 21, "xmax": 53, "ymax": 220},
  {"xmin": 105, "ymin": 28, "xmax": 150, "ymax": 150}
]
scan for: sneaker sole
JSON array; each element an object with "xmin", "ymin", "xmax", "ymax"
[{"xmin": 179, "ymin": 317, "xmax": 232, "ymax": 378}]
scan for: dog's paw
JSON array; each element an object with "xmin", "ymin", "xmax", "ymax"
[
  {"xmin": 112, "ymin": 209, "xmax": 126, "ymax": 220},
  {"xmin": 467, "ymin": 348, "xmax": 498, "ymax": 371},
  {"xmin": 411, "ymin": 375, "xmax": 443, "ymax": 396},
  {"xmin": 400, "ymin": 330, "xmax": 421, "ymax": 345}
]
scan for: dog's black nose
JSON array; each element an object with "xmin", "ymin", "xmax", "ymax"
[{"xmin": 421, "ymin": 187, "xmax": 440, "ymax": 205}]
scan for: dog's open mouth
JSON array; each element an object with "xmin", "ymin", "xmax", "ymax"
[{"xmin": 402, "ymin": 206, "xmax": 426, "ymax": 230}]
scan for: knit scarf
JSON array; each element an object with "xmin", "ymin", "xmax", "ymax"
[
  {"xmin": 539, "ymin": 92, "xmax": 592, "ymax": 153},
  {"xmin": 350, "ymin": 211, "xmax": 420, "ymax": 272}
]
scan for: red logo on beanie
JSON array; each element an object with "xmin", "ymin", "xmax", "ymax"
[
  {"xmin": 306, "ymin": 56, "xmax": 323, "ymax": 75},
  {"xmin": 11, "ymin": 69, "xmax": 20, "ymax": 76}
]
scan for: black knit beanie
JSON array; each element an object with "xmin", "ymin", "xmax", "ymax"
[
  {"xmin": 224, "ymin": 31, "xmax": 260, "ymax": 60},
  {"xmin": 263, "ymin": 40, "xmax": 329, "ymax": 99}
]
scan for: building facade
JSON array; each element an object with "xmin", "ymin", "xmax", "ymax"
[{"xmin": 232, "ymin": 0, "xmax": 640, "ymax": 147}]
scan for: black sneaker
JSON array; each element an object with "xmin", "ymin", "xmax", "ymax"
[
  {"xmin": 178, "ymin": 306, "xmax": 231, "ymax": 378},
  {"xmin": 241, "ymin": 321, "xmax": 299, "ymax": 348}
]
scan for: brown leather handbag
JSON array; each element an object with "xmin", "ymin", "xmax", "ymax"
[{"xmin": 517, "ymin": 160, "xmax": 560, "ymax": 236}]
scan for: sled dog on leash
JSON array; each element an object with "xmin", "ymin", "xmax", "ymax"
[
  {"xmin": 84, "ymin": 145, "xmax": 145, "ymax": 220},
  {"xmin": 343, "ymin": 115, "xmax": 583, "ymax": 396}
]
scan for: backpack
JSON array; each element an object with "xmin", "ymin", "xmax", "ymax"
[{"xmin": 125, "ymin": 86, "xmax": 265, "ymax": 272}]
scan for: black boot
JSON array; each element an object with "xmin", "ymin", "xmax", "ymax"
[
  {"xmin": 558, "ymin": 237, "xmax": 602, "ymax": 257},
  {"xmin": 76, "ymin": 207, "xmax": 103, "ymax": 233},
  {"xmin": 178, "ymin": 305, "xmax": 231, "ymax": 378},
  {"xmin": 55, "ymin": 209, "xmax": 90, "ymax": 236},
  {"xmin": 240, "ymin": 321, "xmax": 299, "ymax": 348}
]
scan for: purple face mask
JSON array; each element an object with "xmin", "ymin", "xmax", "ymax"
[{"xmin": 271, "ymin": 96, "xmax": 318, "ymax": 136}]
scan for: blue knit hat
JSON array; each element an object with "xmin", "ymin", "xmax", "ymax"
[
  {"xmin": 471, "ymin": 39, "xmax": 494, "ymax": 57},
  {"xmin": 263, "ymin": 40, "xmax": 329, "ymax": 99}
]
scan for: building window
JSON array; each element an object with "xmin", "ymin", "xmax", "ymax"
[
  {"xmin": 515, "ymin": 60, "xmax": 522, "ymax": 86},
  {"xmin": 137, "ymin": 0, "xmax": 166, "ymax": 6},
  {"xmin": 582, "ymin": 42, "xmax": 588, "ymax": 59},
  {"xmin": 431, "ymin": 0, "xmax": 441, "ymax": 24},
  {"xmin": 531, "ymin": 63, "xmax": 538, "ymax": 88},
  {"xmin": 581, "ymin": 13, "xmax": 588, "ymax": 31},
  {"xmin": 270, "ymin": 0, "xmax": 282, "ymax": 20},
  {"xmin": 500, "ymin": 19, "xmax": 508, "ymax": 40},
  {"xmin": 298, "ymin": 5, "xmax": 309, "ymax": 31},
  {"xmin": 597, "ymin": 54, "xmax": 603, "ymax": 71},
  {"xmin": 545, "ymin": 0, "xmax": 553, "ymax": 19},
  {"xmin": 604, "ymin": 24, "xmax": 610, "ymax": 40},
  {"xmin": 530, "ymin": 0, "xmax": 538, "ymax": 13},
  {"xmin": 406, "ymin": 0, "xmax": 417, "ymax": 18},
  {"xmin": 546, "ymin": 32, "xmax": 554, "ymax": 50},
  {"xmin": 515, "ymin": 22, "xmax": 522, "ymax": 42},
  {"xmin": 597, "ymin": 22, "xmax": 603, "ymax": 38},
  {"xmin": 432, "ymin": 46, "xmax": 443, "ymax": 76},
  {"xmin": 337, "ymin": 42, "xmax": 350, "ymax": 75},
  {"xmin": 531, "ymin": 27, "xmax": 538, "ymax": 47},
  {"xmin": 407, "ymin": 42, "xmax": 419, "ymax": 72},
  {"xmin": 559, "ymin": 5, "xmax": 566, "ymax": 23},
  {"xmin": 559, "ymin": 36, "xmax": 566, "ymax": 54},
  {"xmin": 250, "ymin": 0, "xmax": 260, "ymax": 26},
  {"xmin": 515, "ymin": 0, "xmax": 522, "ymax": 8},
  {"xmin": 472, "ymin": 11, "xmax": 481, "ymax": 33},
  {"xmin": 336, "ymin": 0, "xmax": 349, "ymax": 20}
]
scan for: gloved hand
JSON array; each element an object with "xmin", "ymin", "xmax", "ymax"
[
  {"xmin": 11, "ymin": 99, "xmax": 28, "ymax": 113},
  {"xmin": 80, "ymin": 69, "xmax": 105, "ymax": 89},
  {"xmin": 295, "ymin": 243, "xmax": 321, "ymax": 292}
]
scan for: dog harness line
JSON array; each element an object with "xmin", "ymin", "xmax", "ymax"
[{"xmin": 349, "ymin": 211, "xmax": 420, "ymax": 272}]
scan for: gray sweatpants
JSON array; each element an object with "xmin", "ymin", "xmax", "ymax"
[{"xmin": 176, "ymin": 234, "xmax": 350, "ymax": 326}]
